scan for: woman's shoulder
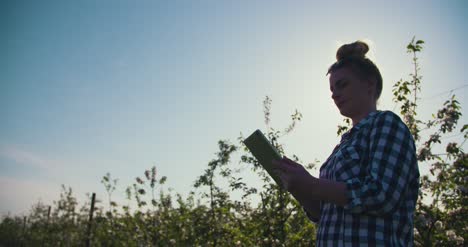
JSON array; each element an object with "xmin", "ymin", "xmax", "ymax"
[
  {"xmin": 375, "ymin": 110, "xmax": 400, "ymax": 118},
  {"xmin": 373, "ymin": 110, "xmax": 413, "ymax": 135},
  {"xmin": 374, "ymin": 110, "xmax": 405, "ymax": 124}
]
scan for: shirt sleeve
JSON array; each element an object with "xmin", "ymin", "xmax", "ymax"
[{"xmin": 343, "ymin": 111, "xmax": 417, "ymax": 215}]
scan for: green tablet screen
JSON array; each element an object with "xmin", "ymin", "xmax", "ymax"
[{"xmin": 243, "ymin": 129, "xmax": 283, "ymax": 187}]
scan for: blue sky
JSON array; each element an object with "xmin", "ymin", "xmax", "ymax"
[{"xmin": 1, "ymin": 0, "xmax": 467, "ymax": 215}]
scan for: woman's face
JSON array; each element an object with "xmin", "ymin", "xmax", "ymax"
[{"xmin": 329, "ymin": 66, "xmax": 376, "ymax": 122}]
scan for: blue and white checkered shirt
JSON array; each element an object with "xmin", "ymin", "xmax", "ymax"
[{"xmin": 307, "ymin": 110, "xmax": 419, "ymax": 246}]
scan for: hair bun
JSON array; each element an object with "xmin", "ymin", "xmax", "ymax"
[{"xmin": 336, "ymin": 41, "xmax": 369, "ymax": 61}]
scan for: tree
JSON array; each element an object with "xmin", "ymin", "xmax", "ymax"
[{"xmin": 392, "ymin": 37, "xmax": 466, "ymax": 246}]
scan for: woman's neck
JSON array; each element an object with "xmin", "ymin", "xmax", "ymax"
[{"xmin": 352, "ymin": 106, "xmax": 377, "ymax": 126}]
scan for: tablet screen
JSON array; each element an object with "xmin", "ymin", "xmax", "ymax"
[{"xmin": 243, "ymin": 129, "xmax": 283, "ymax": 187}]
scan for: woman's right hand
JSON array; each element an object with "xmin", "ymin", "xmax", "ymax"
[{"xmin": 272, "ymin": 156, "xmax": 315, "ymax": 195}]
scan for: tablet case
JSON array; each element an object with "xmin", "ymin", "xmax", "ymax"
[{"xmin": 243, "ymin": 129, "xmax": 283, "ymax": 187}]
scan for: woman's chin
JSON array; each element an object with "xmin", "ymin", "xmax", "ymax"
[{"xmin": 338, "ymin": 108, "xmax": 350, "ymax": 117}]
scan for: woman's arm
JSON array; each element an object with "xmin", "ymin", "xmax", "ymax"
[
  {"xmin": 289, "ymin": 187, "xmax": 322, "ymax": 220},
  {"xmin": 314, "ymin": 178, "xmax": 347, "ymax": 206},
  {"xmin": 273, "ymin": 157, "xmax": 348, "ymax": 217},
  {"xmin": 275, "ymin": 112, "xmax": 418, "ymax": 216}
]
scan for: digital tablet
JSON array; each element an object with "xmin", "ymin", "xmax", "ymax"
[{"xmin": 243, "ymin": 129, "xmax": 283, "ymax": 187}]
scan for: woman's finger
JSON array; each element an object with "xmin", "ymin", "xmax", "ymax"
[
  {"xmin": 275, "ymin": 170, "xmax": 289, "ymax": 189},
  {"xmin": 272, "ymin": 159, "xmax": 283, "ymax": 170},
  {"xmin": 277, "ymin": 160, "xmax": 295, "ymax": 173},
  {"xmin": 273, "ymin": 168, "xmax": 285, "ymax": 180},
  {"xmin": 284, "ymin": 157, "xmax": 301, "ymax": 168},
  {"xmin": 272, "ymin": 159, "xmax": 286, "ymax": 169},
  {"xmin": 272, "ymin": 169, "xmax": 280, "ymax": 181},
  {"xmin": 282, "ymin": 156, "xmax": 294, "ymax": 165}
]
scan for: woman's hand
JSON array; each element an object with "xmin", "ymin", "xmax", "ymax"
[
  {"xmin": 272, "ymin": 156, "xmax": 322, "ymax": 220},
  {"xmin": 272, "ymin": 156, "xmax": 316, "ymax": 195},
  {"xmin": 273, "ymin": 156, "xmax": 348, "ymax": 207}
]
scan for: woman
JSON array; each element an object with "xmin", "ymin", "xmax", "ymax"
[{"xmin": 273, "ymin": 41, "xmax": 419, "ymax": 246}]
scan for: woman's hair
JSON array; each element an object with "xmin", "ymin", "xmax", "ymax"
[{"xmin": 327, "ymin": 41, "xmax": 383, "ymax": 100}]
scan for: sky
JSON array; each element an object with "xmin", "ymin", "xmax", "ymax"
[{"xmin": 1, "ymin": 0, "xmax": 467, "ymax": 216}]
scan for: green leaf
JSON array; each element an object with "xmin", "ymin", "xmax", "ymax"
[{"xmin": 461, "ymin": 124, "xmax": 468, "ymax": 132}]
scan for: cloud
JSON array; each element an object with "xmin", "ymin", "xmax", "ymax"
[
  {"xmin": 0, "ymin": 176, "xmax": 59, "ymax": 216},
  {"xmin": 0, "ymin": 146, "xmax": 64, "ymax": 215},
  {"xmin": 0, "ymin": 145, "xmax": 60, "ymax": 171},
  {"xmin": 0, "ymin": 145, "xmax": 112, "ymax": 216}
]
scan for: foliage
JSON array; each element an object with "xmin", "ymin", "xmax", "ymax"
[
  {"xmin": 395, "ymin": 38, "xmax": 466, "ymax": 247},
  {"xmin": 0, "ymin": 97, "xmax": 316, "ymax": 246}
]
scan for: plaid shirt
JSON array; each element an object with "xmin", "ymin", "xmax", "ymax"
[{"xmin": 306, "ymin": 110, "xmax": 419, "ymax": 246}]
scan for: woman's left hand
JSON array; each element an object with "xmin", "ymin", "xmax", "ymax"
[{"xmin": 272, "ymin": 156, "xmax": 316, "ymax": 194}]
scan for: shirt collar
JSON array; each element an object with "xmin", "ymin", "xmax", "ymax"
[
  {"xmin": 353, "ymin": 110, "xmax": 380, "ymax": 131},
  {"xmin": 341, "ymin": 110, "xmax": 380, "ymax": 140}
]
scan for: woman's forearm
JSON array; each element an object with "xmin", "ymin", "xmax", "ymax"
[
  {"xmin": 314, "ymin": 178, "xmax": 348, "ymax": 206},
  {"xmin": 287, "ymin": 185, "xmax": 321, "ymax": 218},
  {"xmin": 274, "ymin": 156, "xmax": 349, "ymax": 213},
  {"xmin": 294, "ymin": 194, "xmax": 321, "ymax": 219},
  {"xmin": 293, "ymin": 176, "xmax": 348, "ymax": 208}
]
